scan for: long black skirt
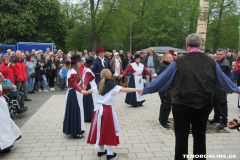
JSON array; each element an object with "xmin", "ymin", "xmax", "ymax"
[
  {"xmin": 125, "ymin": 75, "xmax": 145, "ymax": 106},
  {"xmin": 83, "ymin": 83, "xmax": 94, "ymax": 122},
  {"xmin": 63, "ymin": 89, "xmax": 84, "ymax": 136}
]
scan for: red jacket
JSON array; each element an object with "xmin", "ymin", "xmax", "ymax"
[
  {"xmin": 12, "ymin": 57, "xmax": 27, "ymax": 81},
  {"xmin": 0, "ymin": 62, "xmax": 16, "ymax": 84}
]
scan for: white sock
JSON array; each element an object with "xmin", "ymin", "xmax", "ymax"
[
  {"xmin": 107, "ymin": 146, "xmax": 113, "ymax": 155},
  {"xmin": 99, "ymin": 145, "xmax": 105, "ymax": 152}
]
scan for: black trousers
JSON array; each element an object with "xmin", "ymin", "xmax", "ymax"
[
  {"xmin": 172, "ymin": 103, "xmax": 213, "ymax": 160},
  {"xmin": 158, "ymin": 89, "xmax": 172, "ymax": 125},
  {"xmin": 212, "ymin": 88, "xmax": 228, "ymax": 123},
  {"xmin": 49, "ymin": 71, "xmax": 55, "ymax": 88},
  {"xmin": 60, "ymin": 78, "xmax": 66, "ymax": 90}
]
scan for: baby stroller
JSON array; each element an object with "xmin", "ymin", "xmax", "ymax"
[{"xmin": 4, "ymin": 94, "xmax": 21, "ymax": 119}]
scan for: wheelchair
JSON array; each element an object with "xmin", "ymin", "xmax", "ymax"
[{"xmin": 4, "ymin": 94, "xmax": 21, "ymax": 119}]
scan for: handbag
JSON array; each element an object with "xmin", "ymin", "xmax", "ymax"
[{"xmin": 31, "ymin": 73, "xmax": 36, "ymax": 78}]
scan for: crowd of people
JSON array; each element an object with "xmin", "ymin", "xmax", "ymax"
[{"xmin": 1, "ymin": 33, "xmax": 240, "ymax": 160}]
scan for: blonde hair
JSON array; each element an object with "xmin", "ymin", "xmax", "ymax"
[{"xmin": 98, "ymin": 69, "xmax": 112, "ymax": 95}]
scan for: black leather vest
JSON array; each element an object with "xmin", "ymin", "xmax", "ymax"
[{"xmin": 170, "ymin": 52, "xmax": 216, "ymax": 109}]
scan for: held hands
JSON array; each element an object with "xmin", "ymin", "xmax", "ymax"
[
  {"xmin": 82, "ymin": 86, "xmax": 87, "ymax": 91},
  {"xmin": 152, "ymin": 75, "xmax": 156, "ymax": 78},
  {"xmin": 117, "ymin": 75, "xmax": 123, "ymax": 79},
  {"xmin": 137, "ymin": 89, "xmax": 143, "ymax": 96},
  {"xmin": 237, "ymin": 87, "xmax": 240, "ymax": 94},
  {"xmin": 81, "ymin": 90, "xmax": 88, "ymax": 95}
]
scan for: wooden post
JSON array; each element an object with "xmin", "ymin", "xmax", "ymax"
[{"xmin": 197, "ymin": 0, "xmax": 210, "ymax": 53}]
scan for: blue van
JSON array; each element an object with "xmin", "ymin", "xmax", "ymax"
[{"xmin": 0, "ymin": 42, "xmax": 56, "ymax": 54}]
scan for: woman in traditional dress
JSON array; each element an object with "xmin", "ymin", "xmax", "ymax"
[
  {"xmin": 118, "ymin": 54, "xmax": 155, "ymax": 107},
  {"xmin": 86, "ymin": 69, "xmax": 141, "ymax": 160},
  {"xmin": 0, "ymin": 84, "xmax": 21, "ymax": 153},
  {"xmin": 62, "ymin": 55, "xmax": 87, "ymax": 139},
  {"xmin": 82, "ymin": 57, "xmax": 96, "ymax": 122}
]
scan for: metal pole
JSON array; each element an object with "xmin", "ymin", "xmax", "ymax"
[{"xmin": 130, "ymin": 15, "xmax": 132, "ymax": 53}]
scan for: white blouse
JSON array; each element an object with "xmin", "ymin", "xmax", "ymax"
[{"xmin": 92, "ymin": 85, "xmax": 122, "ymax": 106}]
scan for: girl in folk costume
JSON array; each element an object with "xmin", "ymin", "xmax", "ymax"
[
  {"xmin": 0, "ymin": 84, "xmax": 21, "ymax": 153},
  {"xmin": 82, "ymin": 57, "xmax": 97, "ymax": 122},
  {"xmin": 62, "ymin": 55, "xmax": 87, "ymax": 139},
  {"xmin": 119, "ymin": 54, "xmax": 155, "ymax": 107},
  {"xmin": 86, "ymin": 69, "xmax": 142, "ymax": 160}
]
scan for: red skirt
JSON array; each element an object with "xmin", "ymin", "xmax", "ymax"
[{"xmin": 87, "ymin": 105, "xmax": 120, "ymax": 146}]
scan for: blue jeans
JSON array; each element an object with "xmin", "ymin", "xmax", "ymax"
[
  {"xmin": 37, "ymin": 74, "xmax": 47, "ymax": 90},
  {"xmin": 27, "ymin": 76, "xmax": 35, "ymax": 91}
]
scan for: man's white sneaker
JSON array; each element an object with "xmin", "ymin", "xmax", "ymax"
[
  {"xmin": 39, "ymin": 89, "xmax": 42, "ymax": 92},
  {"xmin": 52, "ymin": 88, "xmax": 55, "ymax": 91},
  {"xmin": 43, "ymin": 89, "xmax": 49, "ymax": 92}
]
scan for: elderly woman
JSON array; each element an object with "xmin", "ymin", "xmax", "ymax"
[
  {"xmin": 10, "ymin": 51, "xmax": 15, "ymax": 62},
  {"xmin": 0, "ymin": 55, "xmax": 15, "ymax": 84},
  {"xmin": 110, "ymin": 52, "xmax": 123, "ymax": 86},
  {"xmin": 25, "ymin": 55, "xmax": 37, "ymax": 94}
]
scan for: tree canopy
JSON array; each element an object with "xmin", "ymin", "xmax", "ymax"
[{"xmin": 0, "ymin": 0, "xmax": 238, "ymax": 53}]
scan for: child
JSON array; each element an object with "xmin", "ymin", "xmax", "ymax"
[
  {"xmin": 85, "ymin": 69, "xmax": 141, "ymax": 159},
  {"xmin": 231, "ymin": 65, "xmax": 238, "ymax": 84},
  {"xmin": 59, "ymin": 64, "xmax": 67, "ymax": 91}
]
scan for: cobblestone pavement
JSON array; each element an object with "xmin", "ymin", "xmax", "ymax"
[
  {"xmin": 12, "ymin": 86, "xmax": 65, "ymax": 128},
  {"xmin": 0, "ymin": 90, "xmax": 240, "ymax": 160}
]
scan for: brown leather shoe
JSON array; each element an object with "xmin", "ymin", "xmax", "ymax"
[{"xmin": 24, "ymin": 98, "xmax": 32, "ymax": 101}]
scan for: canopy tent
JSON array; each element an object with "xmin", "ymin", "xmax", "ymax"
[{"xmin": 140, "ymin": 46, "xmax": 186, "ymax": 54}]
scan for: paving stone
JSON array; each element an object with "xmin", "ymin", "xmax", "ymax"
[{"xmin": 2, "ymin": 91, "xmax": 240, "ymax": 160}]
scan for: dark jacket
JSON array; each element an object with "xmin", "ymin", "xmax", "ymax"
[
  {"xmin": 226, "ymin": 56, "xmax": 234, "ymax": 66},
  {"xmin": 92, "ymin": 57, "xmax": 115, "ymax": 84},
  {"xmin": 35, "ymin": 58, "xmax": 47, "ymax": 82},
  {"xmin": 170, "ymin": 52, "xmax": 216, "ymax": 109},
  {"xmin": 156, "ymin": 61, "xmax": 171, "ymax": 76},
  {"xmin": 143, "ymin": 53, "xmax": 159, "ymax": 69},
  {"xmin": 119, "ymin": 54, "xmax": 125, "ymax": 65},
  {"xmin": 46, "ymin": 61, "xmax": 56, "ymax": 77},
  {"xmin": 123, "ymin": 56, "xmax": 133, "ymax": 70},
  {"xmin": 217, "ymin": 57, "xmax": 231, "ymax": 78}
]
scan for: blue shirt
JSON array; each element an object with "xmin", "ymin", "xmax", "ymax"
[
  {"xmin": 147, "ymin": 54, "xmax": 154, "ymax": 67},
  {"xmin": 142, "ymin": 61, "xmax": 239, "ymax": 95}
]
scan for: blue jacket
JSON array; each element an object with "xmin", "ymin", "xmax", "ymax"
[
  {"xmin": 59, "ymin": 68, "xmax": 67, "ymax": 78},
  {"xmin": 92, "ymin": 57, "xmax": 115, "ymax": 84}
]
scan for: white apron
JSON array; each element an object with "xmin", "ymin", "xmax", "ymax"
[
  {"xmin": 82, "ymin": 67, "xmax": 97, "ymax": 108},
  {"xmin": 131, "ymin": 62, "xmax": 145, "ymax": 102},
  {"xmin": 62, "ymin": 69, "xmax": 85, "ymax": 131},
  {"xmin": 0, "ymin": 85, "xmax": 21, "ymax": 150}
]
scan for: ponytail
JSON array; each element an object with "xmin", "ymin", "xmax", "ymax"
[
  {"xmin": 98, "ymin": 78, "xmax": 105, "ymax": 95},
  {"xmin": 98, "ymin": 69, "xmax": 112, "ymax": 95}
]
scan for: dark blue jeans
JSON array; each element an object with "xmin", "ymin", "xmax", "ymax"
[{"xmin": 172, "ymin": 103, "xmax": 213, "ymax": 160}]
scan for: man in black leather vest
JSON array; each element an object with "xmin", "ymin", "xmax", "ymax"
[
  {"xmin": 142, "ymin": 33, "xmax": 240, "ymax": 160},
  {"xmin": 155, "ymin": 53, "xmax": 173, "ymax": 129},
  {"xmin": 208, "ymin": 49, "xmax": 231, "ymax": 129}
]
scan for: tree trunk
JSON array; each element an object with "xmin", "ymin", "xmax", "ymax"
[
  {"xmin": 197, "ymin": 0, "xmax": 210, "ymax": 52},
  {"xmin": 212, "ymin": 0, "xmax": 224, "ymax": 53},
  {"xmin": 90, "ymin": 0, "xmax": 97, "ymax": 51}
]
